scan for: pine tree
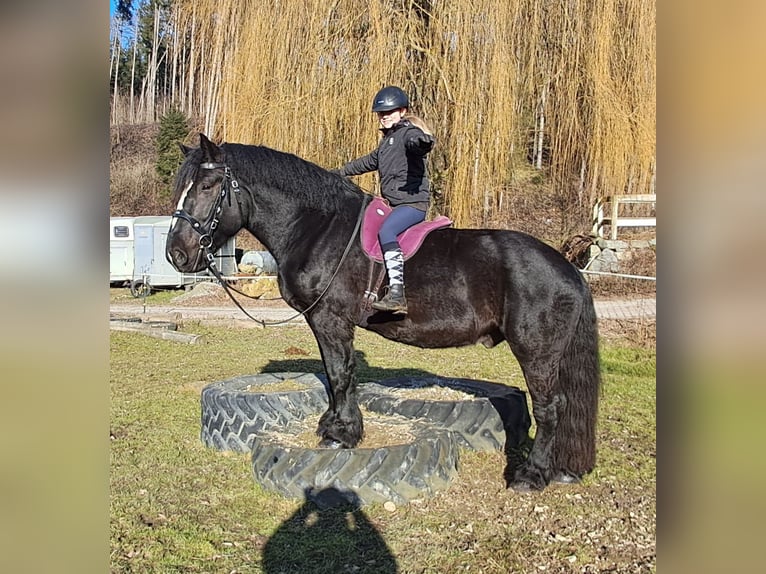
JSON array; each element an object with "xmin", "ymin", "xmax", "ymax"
[{"xmin": 156, "ymin": 107, "xmax": 189, "ymax": 192}]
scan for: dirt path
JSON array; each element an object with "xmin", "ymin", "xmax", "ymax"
[{"xmin": 109, "ymin": 296, "xmax": 655, "ymax": 326}]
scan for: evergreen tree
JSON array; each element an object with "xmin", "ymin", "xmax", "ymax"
[
  {"xmin": 156, "ymin": 107, "xmax": 189, "ymax": 192},
  {"xmin": 116, "ymin": 0, "xmax": 133, "ymax": 21}
]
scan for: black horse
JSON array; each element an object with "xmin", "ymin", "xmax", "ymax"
[{"xmin": 167, "ymin": 134, "xmax": 601, "ymax": 491}]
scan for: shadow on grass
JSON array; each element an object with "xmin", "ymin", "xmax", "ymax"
[
  {"xmin": 261, "ymin": 488, "xmax": 397, "ymax": 574},
  {"xmin": 261, "ymin": 349, "xmax": 436, "ymax": 382}
]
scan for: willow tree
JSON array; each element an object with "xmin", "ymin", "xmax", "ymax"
[{"xmin": 168, "ymin": 0, "xmax": 655, "ymax": 231}]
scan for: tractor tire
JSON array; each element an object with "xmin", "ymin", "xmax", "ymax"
[
  {"xmin": 250, "ymin": 422, "xmax": 458, "ymax": 506},
  {"xmin": 358, "ymin": 376, "xmax": 531, "ymax": 452},
  {"xmin": 200, "ymin": 372, "xmax": 329, "ymax": 452}
]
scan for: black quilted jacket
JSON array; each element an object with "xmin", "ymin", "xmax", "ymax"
[{"xmin": 338, "ymin": 119, "xmax": 435, "ymax": 209}]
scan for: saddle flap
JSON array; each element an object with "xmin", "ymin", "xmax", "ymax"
[{"xmin": 361, "ymin": 196, "xmax": 452, "ymax": 262}]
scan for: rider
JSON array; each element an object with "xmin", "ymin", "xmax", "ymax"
[{"xmin": 333, "ymin": 85, "xmax": 435, "ymax": 315}]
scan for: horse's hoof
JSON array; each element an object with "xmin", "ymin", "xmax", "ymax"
[
  {"xmin": 318, "ymin": 438, "xmax": 345, "ymax": 450},
  {"xmin": 551, "ymin": 472, "xmax": 582, "ymax": 484},
  {"xmin": 510, "ymin": 466, "xmax": 547, "ymax": 492}
]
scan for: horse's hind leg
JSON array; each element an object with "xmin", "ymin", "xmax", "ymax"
[
  {"xmin": 507, "ymin": 295, "xmax": 600, "ymax": 491},
  {"xmin": 307, "ymin": 315, "xmax": 364, "ymax": 449},
  {"xmin": 508, "ymin": 359, "xmax": 566, "ymax": 491}
]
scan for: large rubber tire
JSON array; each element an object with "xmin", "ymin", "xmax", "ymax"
[
  {"xmin": 200, "ymin": 372, "xmax": 329, "ymax": 452},
  {"xmin": 358, "ymin": 376, "xmax": 531, "ymax": 452},
  {"xmin": 250, "ymin": 422, "xmax": 459, "ymax": 506}
]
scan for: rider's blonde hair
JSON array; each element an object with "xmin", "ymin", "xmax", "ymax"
[{"xmin": 404, "ymin": 114, "xmax": 433, "ymax": 136}]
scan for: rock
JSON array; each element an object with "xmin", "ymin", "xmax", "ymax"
[
  {"xmin": 240, "ymin": 278, "xmax": 279, "ymax": 298},
  {"xmin": 239, "ymin": 250, "xmax": 278, "ymax": 275}
]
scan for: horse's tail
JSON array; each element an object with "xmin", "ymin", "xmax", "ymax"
[{"xmin": 555, "ymin": 291, "xmax": 602, "ymax": 476}]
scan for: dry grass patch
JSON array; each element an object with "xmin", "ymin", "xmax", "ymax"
[{"xmin": 600, "ymin": 318, "xmax": 656, "ymax": 350}]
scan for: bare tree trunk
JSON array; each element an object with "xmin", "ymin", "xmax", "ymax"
[
  {"xmin": 171, "ymin": 4, "xmax": 178, "ymax": 106},
  {"xmin": 178, "ymin": 30, "xmax": 185, "ymax": 112},
  {"xmin": 130, "ymin": 21, "xmax": 138, "ymax": 123},
  {"xmin": 535, "ymin": 82, "xmax": 547, "ymax": 170},
  {"xmin": 204, "ymin": 28, "xmax": 222, "ymax": 135},
  {"xmin": 111, "ymin": 27, "xmax": 120, "ymax": 125},
  {"xmin": 109, "ymin": 27, "xmax": 115, "ymax": 83},
  {"xmin": 137, "ymin": 76, "xmax": 147, "ymax": 122},
  {"xmin": 473, "ymin": 110, "xmax": 484, "ymax": 221},
  {"xmin": 147, "ymin": 6, "xmax": 160, "ymax": 123},
  {"xmin": 188, "ymin": 11, "xmax": 197, "ymax": 119}
]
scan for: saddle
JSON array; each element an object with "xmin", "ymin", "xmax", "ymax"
[{"xmin": 361, "ymin": 197, "xmax": 452, "ymax": 262}]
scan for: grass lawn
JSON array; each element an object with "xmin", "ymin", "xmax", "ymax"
[{"xmin": 110, "ymin": 321, "xmax": 655, "ymax": 573}]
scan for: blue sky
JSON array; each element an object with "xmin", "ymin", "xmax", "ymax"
[{"xmin": 110, "ymin": 1, "xmax": 137, "ymax": 45}]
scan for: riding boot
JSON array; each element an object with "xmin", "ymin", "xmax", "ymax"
[
  {"xmin": 372, "ymin": 283, "xmax": 407, "ymax": 314},
  {"xmin": 372, "ymin": 247, "xmax": 408, "ymax": 314}
]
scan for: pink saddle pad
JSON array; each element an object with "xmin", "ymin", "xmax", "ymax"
[{"xmin": 361, "ymin": 197, "xmax": 452, "ymax": 262}]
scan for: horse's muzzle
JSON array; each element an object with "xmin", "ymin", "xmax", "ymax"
[
  {"xmin": 167, "ymin": 244, "xmax": 205, "ymax": 273},
  {"xmin": 167, "ymin": 246, "xmax": 188, "ymax": 268}
]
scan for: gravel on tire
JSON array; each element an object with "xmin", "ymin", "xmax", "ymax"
[
  {"xmin": 250, "ymin": 422, "xmax": 459, "ymax": 506},
  {"xmin": 358, "ymin": 376, "xmax": 531, "ymax": 452},
  {"xmin": 200, "ymin": 372, "xmax": 329, "ymax": 452}
]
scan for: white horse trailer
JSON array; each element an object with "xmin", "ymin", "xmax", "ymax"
[
  {"xmin": 110, "ymin": 216, "xmax": 237, "ymax": 297},
  {"xmin": 109, "ymin": 217, "xmax": 137, "ymax": 284}
]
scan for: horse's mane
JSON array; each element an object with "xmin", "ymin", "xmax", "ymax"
[{"xmin": 173, "ymin": 142, "xmax": 365, "ymax": 215}]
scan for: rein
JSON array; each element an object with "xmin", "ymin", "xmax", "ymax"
[{"xmin": 174, "ymin": 160, "xmax": 368, "ymax": 327}]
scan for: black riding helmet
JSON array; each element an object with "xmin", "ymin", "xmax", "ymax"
[{"xmin": 371, "ymin": 86, "xmax": 409, "ymax": 112}]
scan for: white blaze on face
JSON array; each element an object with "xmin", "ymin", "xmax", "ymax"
[{"xmin": 170, "ymin": 179, "xmax": 194, "ymax": 231}]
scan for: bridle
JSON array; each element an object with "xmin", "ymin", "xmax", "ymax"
[
  {"xmin": 171, "ymin": 159, "xmax": 367, "ymax": 327},
  {"xmin": 171, "ymin": 161, "xmax": 243, "ymax": 267}
]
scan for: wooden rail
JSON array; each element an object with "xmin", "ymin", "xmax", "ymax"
[{"xmin": 592, "ymin": 194, "xmax": 656, "ymax": 240}]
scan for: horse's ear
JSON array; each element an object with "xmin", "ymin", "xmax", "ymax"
[
  {"xmin": 178, "ymin": 143, "xmax": 193, "ymax": 157},
  {"xmin": 199, "ymin": 133, "xmax": 223, "ymax": 164}
]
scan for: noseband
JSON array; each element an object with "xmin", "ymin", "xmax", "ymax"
[{"xmin": 172, "ymin": 161, "xmax": 244, "ymax": 266}]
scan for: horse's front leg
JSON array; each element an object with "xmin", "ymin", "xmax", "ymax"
[{"xmin": 307, "ymin": 315, "xmax": 363, "ymax": 449}]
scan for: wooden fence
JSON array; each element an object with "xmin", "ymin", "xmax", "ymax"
[{"xmin": 592, "ymin": 194, "xmax": 656, "ymax": 240}]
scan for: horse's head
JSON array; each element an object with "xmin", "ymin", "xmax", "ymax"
[{"xmin": 166, "ymin": 134, "xmax": 245, "ymax": 273}]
